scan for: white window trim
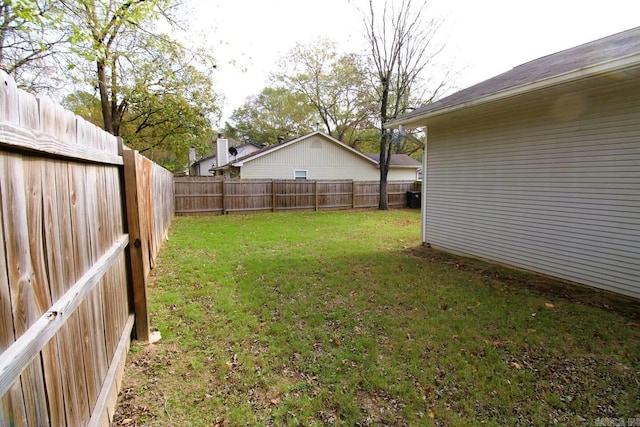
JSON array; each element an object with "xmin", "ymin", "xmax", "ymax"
[{"xmin": 294, "ymin": 169, "xmax": 308, "ymax": 180}]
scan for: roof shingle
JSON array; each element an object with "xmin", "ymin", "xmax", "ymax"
[{"xmin": 390, "ymin": 26, "xmax": 640, "ymax": 126}]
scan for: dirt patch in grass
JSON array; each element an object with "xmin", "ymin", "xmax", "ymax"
[{"xmin": 407, "ymin": 245, "xmax": 640, "ymax": 321}]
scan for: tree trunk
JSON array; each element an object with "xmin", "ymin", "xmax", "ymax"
[
  {"xmin": 97, "ymin": 61, "xmax": 114, "ymax": 134},
  {"xmin": 378, "ymin": 77, "xmax": 391, "ymax": 210},
  {"xmin": 378, "ymin": 131, "xmax": 393, "ymax": 210},
  {"xmin": 110, "ymin": 56, "xmax": 123, "ymax": 136}
]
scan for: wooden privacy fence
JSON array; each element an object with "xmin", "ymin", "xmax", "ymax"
[
  {"xmin": 0, "ymin": 71, "xmax": 174, "ymax": 427},
  {"xmin": 175, "ymin": 177, "xmax": 419, "ymax": 215}
]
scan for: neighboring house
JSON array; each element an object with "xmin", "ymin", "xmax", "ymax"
[
  {"xmin": 211, "ymin": 131, "xmax": 421, "ymax": 181},
  {"xmin": 188, "ymin": 142, "xmax": 262, "ymax": 176},
  {"xmin": 387, "ymin": 26, "xmax": 640, "ymax": 299}
]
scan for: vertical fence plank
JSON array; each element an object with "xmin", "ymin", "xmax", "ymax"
[
  {"xmin": 272, "ymin": 180, "xmax": 276, "ymax": 212},
  {"xmin": 84, "ymin": 165, "xmax": 110, "ymax": 415},
  {"xmin": 69, "ymin": 161, "xmax": 105, "ymax": 421},
  {"xmin": 43, "ymin": 159, "xmax": 84, "ymax": 426},
  {"xmin": 0, "ymin": 79, "xmax": 23, "ymax": 425},
  {"xmin": 0, "ymin": 153, "xmax": 49, "ymax": 426},
  {"xmin": 352, "ymin": 181, "xmax": 356, "ymax": 209},
  {"xmin": 53, "ymin": 160, "xmax": 89, "ymax": 426},
  {"xmin": 222, "ymin": 179, "xmax": 227, "ymax": 214},
  {"xmin": 25, "ymin": 157, "xmax": 66, "ymax": 426},
  {"xmin": 151, "ymin": 162, "xmax": 174, "ymax": 260},
  {"xmin": 106, "ymin": 167, "xmax": 129, "ymax": 342},
  {"xmin": 123, "ymin": 150, "xmax": 150, "ymax": 342},
  {"xmin": 96, "ymin": 165, "xmax": 120, "ymax": 360},
  {"xmin": 0, "ymin": 70, "xmax": 19, "ymax": 122},
  {"xmin": 314, "ymin": 181, "xmax": 318, "ymax": 211},
  {"xmin": 141, "ymin": 158, "xmax": 154, "ymax": 274},
  {"xmin": 0, "ymin": 157, "xmax": 27, "ymax": 427}
]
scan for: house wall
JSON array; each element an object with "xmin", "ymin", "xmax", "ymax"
[
  {"xmin": 195, "ymin": 159, "xmax": 215, "ymax": 176},
  {"xmin": 240, "ymin": 134, "xmax": 415, "ymax": 180},
  {"xmin": 425, "ymin": 77, "xmax": 640, "ymax": 299},
  {"xmin": 388, "ymin": 168, "xmax": 420, "ymax": 181},
  {"xmin": 191, "ymin": 145, "xmax": 261, "ymax": 176}
]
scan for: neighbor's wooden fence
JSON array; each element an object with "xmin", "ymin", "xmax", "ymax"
[
  {"xmin": 0, "ymin": 71, "xmax": 174, "ymax": 427},
  {"xmin": 175, "ymin": 178, "xmax": 418, "ymax": 215}
]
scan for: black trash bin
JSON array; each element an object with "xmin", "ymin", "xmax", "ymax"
[{"xmin": 406, "ymin": 190, "xmax": 421, "ymax": 208}]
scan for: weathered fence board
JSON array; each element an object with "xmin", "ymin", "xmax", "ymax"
[
  {"xmin": 26, "ymin": 157, "xmax": 65, "ymax": 426},
  {"xmin": 0, "ymin": 236, "xmax": 128, "ymax": 395},
  {"xmin": 145, "ymin": 157, "xmax": 175, "ymax": 268},
  {"xmin": 0, "ymin": 70, "xmax": 173, "ymax": 426},
  {"xmin": 1, "ymin": 152, "xmax": 50, "ymax": 426},
  {"xmin": 175, "ymin": 178, "xmax": 418, "ymax": 215},
  {"xmin": 0, "ymin": 156, "xmax": 27, "ymax": 427},
  {"xmin": 174, "ymin": 177, "xmax": 224, "ymax": 214},
  {"xmin": 124, "ymin": 150, "xmax": 150, "ymax": 342}
]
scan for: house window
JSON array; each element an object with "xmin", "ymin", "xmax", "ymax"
[{"xmin": 294, "ymin": 170, "xmax": 308, "ymax": 180}]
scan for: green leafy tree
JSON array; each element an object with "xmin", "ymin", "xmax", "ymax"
[
  {"xmin": 58, "ymin": 0, "xmax": 175, "ymax": 135},
  {"xmin": 226, "ymin": 87, "xmax": 316, "ymax": 145},
  {"xmin": 272, "ymin": 38, "xmax": 376, "ymax": 147},
  {"xmin": 65, "ymin": 44, "xmax": 220, "ymax": 171},
  {"xmin": 118, "ymin": 41, "xmax": 220, "ymax": 168},
  {"xmin": 54, "ymin": 0, "xmax": 222, "ymax": 171},
  {"xmin": 63, "ymin": 89, "xmax": 102, "ymax": 125}
]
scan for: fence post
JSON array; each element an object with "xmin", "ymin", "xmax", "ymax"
[
  {"xmin": 222, "ymin": 179, "xmax": 227, "ymax": 215},
  {"xmin": 314, "ymin": 181, "xmax": 318, "ymax": 211},
  {"xmin": 272, "ymin": 180, "xmax": 276, "ymax": 212},
  {"xmin": 122, "ymin": 149, "xmax": 150, "ymax": 342},
  {"xmin": 352, "ymin": 180, "xmax": 356, "ymax": 209}
]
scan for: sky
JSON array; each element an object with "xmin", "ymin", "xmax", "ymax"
[{"xmin": 188, "ymin": 0, "xmax": 640, "ymax": 124}]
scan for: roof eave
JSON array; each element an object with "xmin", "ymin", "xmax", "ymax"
[{"xmin": 387, "ymin": 53, "xmax": 640, "ymax": 129}]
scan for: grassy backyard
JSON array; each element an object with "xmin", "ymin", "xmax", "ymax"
[{"xmin": 114, "ymin": 210, "xmax": 640, "ymax": 426}]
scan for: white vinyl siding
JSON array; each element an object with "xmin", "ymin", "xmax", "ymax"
[
  {"xmin": 239, "ymin": 133, "xmax": 418, "ymax": 181},
  {"xmin": 425, "ymin": 78, "xmax": 640, "ymax": 299},
  {"xmin": 240, "ymin": 134, "xmax": 380, "ymax": 180}
]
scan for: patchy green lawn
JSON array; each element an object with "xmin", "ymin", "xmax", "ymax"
[{"xmin": 114, "ymin": 210, "xmax": 640, "ymax": 426}]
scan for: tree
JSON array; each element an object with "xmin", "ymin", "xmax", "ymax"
[
  {"xmin": 53, "ymin": 0, "xmax": 222, "ymax": 171},
  {"xmin": 361, "ymin": 0, "xmax": 449, "ymax": 209},
  {"xmin": 58, "ymin": 0, "xmax": 174, "ymax": 135},
  {"xmin": 117, "ymin": 41, "xmax": 220, "ymax": 167},
  {"xmin": 65, "ymin": 42, "xmax": 220, "ymax": 171},
  {"xmin": 225, "ymin": 87, "xmax": 316, "ymax": 145},
  {"xmin": 63, "ymin": 89, "xmax": 103, "ymax": 125},
  {"xmin": 272, "ymin": 38, "xmax": 376, "ymax": 147},
  {"xmin": 0, "ymin": 0, "xmax": 66, "ymax": 92}
]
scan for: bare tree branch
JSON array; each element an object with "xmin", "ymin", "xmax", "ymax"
[{"xmin": 360, "ymin": 0, "xmax": 450, "ymax": 209}]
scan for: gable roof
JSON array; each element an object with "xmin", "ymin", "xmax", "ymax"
[
  {"xmin": 220, "ymin": 131, "xmax": 380, "ymax": 168},
  {"xmin": 210, "ymin": 131, "xmax": 421, "ymax": 171},
  {"xmin": 192, "ymin": 142, "xmax": 262, "ymax": 166},
  {"xmin": 365, "ymin": 153, "xmax": 421, "ymax": 168},
  {"xmin": 192, "ymin": 154, "xmax": 215, "ymax": 166},
  {"xmin": 388, "ymin": 26, "xmax": 640, "ymax": 128}
]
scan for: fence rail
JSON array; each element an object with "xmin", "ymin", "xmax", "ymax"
[
  {"xmin": 0, "ymin": 70, "xmax": 173, "ymax": 426},
  {"xmin": 175, "ymin": 178, "xmax": 418, "ymax": 215}
]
